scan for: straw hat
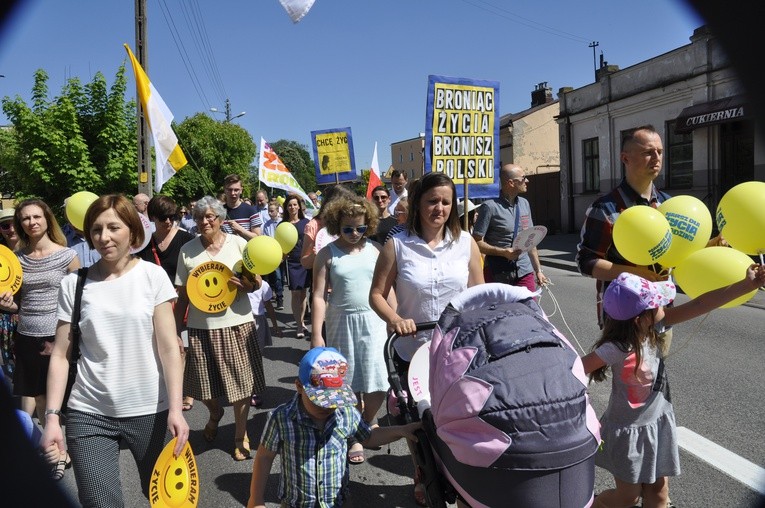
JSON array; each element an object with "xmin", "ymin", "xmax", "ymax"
[
  {"xmin": 0, "ymin": 208, "xmax": 15, "ymax": 223},
  {"xmin": 457, "ymin": 199, "xmax": 479, "ymax": 217}
]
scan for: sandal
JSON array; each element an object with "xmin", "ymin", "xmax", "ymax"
[
  {"xmin": 51, "ymin": 452, "xmax": 72, "ymax": 481},
  {"xmin": 203, "ymin": 407, "xmax": 225, "ymax": 443},
  {"xmin": 347, "ymin": 438, "xmax": 365, "ymax": 465},
  {"xmin": 182, "ymin": 398, "xmax": 194, "ymax": 411},
  {"xmin": 250, "ymin": 394, "xmax": 263, "ymax": 408},
  {"xmin": 233, "ymin": 435, "xmax": 251, "ymax": 461}
]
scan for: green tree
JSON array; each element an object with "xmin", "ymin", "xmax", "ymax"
[
  {"xmin": 267, "ymin": 139, "xmax": 317, "ymax": 197},
  {"xmin": 171, "ymin": 113, "xmax": 256, "ymax": 202},
  {"xmin": 1, "ymin": 67, "xmax": 137, "ymax": 210}
]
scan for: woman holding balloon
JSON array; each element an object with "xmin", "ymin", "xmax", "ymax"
[{"xmin": 174, "ymin": 196, "xmax": 264, "ymax": 461}]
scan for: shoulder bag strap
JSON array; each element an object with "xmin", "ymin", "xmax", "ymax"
[{"xmin": 70, "ymin": 267, "xmax": 88, "ymax": 361}]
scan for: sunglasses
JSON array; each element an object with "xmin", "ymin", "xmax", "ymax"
[
  {"xmin": 156, "ymin": 213, "xmax": 177, "ymax": 222},
  {"xmin": 372, "ymin": 195, "xmax": 389, "ymax": 201},
  {"xmin": 0, "ymin": 222, "xmax": 13, "ymax": 231},
  {"xmin": 341, "ymin": 225, "xmax": 368, "ymax": 235}
]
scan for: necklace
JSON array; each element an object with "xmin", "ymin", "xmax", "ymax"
[{"xmin": 203, "ymin": 233, "xmax": 226, "ymax": 260}]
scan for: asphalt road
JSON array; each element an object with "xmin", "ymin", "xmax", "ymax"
[{"xmin": 55, "ymin": 265, "xmax": 765, "ymax": 507}]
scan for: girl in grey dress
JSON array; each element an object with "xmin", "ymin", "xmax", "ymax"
[{"xmin": 581, "ymin": 268, "xmax": 765, "ymax": 508}]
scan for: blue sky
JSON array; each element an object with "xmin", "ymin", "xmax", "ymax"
[{"xmin": 0, "ymin": 0, "xmax": 703, "ymax": 181}]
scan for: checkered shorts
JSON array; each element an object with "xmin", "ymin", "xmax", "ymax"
[{"xmin": 184, "ymin": 321, "xmax": 265, "ymax": 402}]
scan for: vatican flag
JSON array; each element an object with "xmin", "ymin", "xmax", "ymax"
[{"xmin": 124, "ymin": 44, "xmax": 187, "ymax": 192}]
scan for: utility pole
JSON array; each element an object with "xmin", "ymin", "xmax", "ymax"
[
  {"xmin": 589, "ymin": 41, "xmax": 599, "ymax": 81},
  {"xmin": 210, "ymin": 98, "xmax": 246, "ymax": 122},
  {"xmin": 135, "ymin": 0, "xmax": 152, "ymax": 197}
]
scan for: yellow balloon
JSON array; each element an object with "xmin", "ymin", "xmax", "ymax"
[
  {"xmin": 656, "ymin": 195, "xmax": 713, "ymax": 268},
  {"xmin": 242, "ymin": 236, "xmax": 282, "ymax": 275},
  {"xmin": 276, "ymin": 195, "xmax": 286, "ymax": 206},
  {"xmin": 613, "ymin": 206, "xmax": 672, "ymax": 266},
  {"xmin": 65, "ymin": 191, "xmax": 99, "ymax": 231},
  {"xmin": 274, "ymin": 221, "xmax": 298, "ymax": 253},
  {"xmin": 716, "ymin": 181, "xmax": 765, "ymax": 255},
  {"xmin": 673, "ymin": 246, "xmax": 757, "ymax": 308}
]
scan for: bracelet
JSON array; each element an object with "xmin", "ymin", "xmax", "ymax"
[{"xmin": 44, "ymin": 409, "xmax": 62, "ymax": 417}]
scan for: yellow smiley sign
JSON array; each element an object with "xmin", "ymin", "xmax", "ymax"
[
  {"xmin": 186, "ymin": 261, "xmax": 237, "ymax": 314},
  {"xmin": 149, "ymin": 438, "xmax": 200, "ymax": 508},
  {"xmin": 0, "ymin": 244, "xmax": 22, "ymax": 295}
]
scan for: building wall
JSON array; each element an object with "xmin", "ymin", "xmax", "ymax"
[
  {"xmin": 389, "ymin": 137, "xmax": 424, "ymax": 181},
  {"xmin": 557, "ymin": 27, "xmax": 764, "ymax": 233}
]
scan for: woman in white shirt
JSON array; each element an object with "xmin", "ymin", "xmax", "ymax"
[
  {"xmin": 369, "ymin": 172, "xmax": 483, "ymax": 506},
  {"xmin": 41, "ymin": 195, "xmax": 188, "ymax": 507}
]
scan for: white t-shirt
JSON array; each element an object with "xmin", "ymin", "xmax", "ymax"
[
  {"xmin": 57, "ymin": 260, "xmax": 177, "ymax": 418},
  {"xmin": 247, "ymin": 280, "xmax": 273, "ymax": 316},
  {"xmin": 391, "ymin": 229, "xmax": 472, "ymax": 360}
]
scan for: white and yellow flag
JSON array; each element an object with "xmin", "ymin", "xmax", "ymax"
[
  {"xmin": 258, "ymin": 137, "xmax": 317, "ymax": 212},
  {"xmin": 124, "ymin": 44, "xmax": 187, "ymax": 192}
]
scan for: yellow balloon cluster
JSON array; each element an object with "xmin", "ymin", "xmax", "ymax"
[
  {"xmin": 274, "ymin": 222, "xmax": 298, "ymax": 253},
  {"xmin": 242, "ymin": 236, "xmax": 282, "ymax": 275},
  {"xmin": 657, "ymin": 196, "xmax": 712, "ymax": 268},
  {"xmin": 673, "ymin": 247, "xmax": 757, "ymax": 308},
  {"xmin": 716, "ymin": 181, "xmax": 765, "ymax": 255},
  {"xmin": 65, "ymin": 191, "xmax": 99, "ymax": 231},
  {"xmin": 613, "ymin": 206, "xmax": 672, "ymax": 266}
]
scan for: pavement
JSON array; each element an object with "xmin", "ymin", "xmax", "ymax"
[{"xmin": 536, "ymin": 233, "xmax": 765, "ymax": 310}]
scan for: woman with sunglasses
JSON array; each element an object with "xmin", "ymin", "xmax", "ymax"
[
  {"xmin": 370, "ymin": 185, "xmax": 397, "ymax": 244},
  {"xmin": 311, "ymin": 194, "xmax": 388, "ymax": 464},
  {"xmin": 0, "ymin": 208, "xmax": 20, "ymax": 380},
  {"xmin": 136, "ymin": 196, "xmax": 196, "ymax": 412},
  {"xmin": 369, "ymin": 172, "xmax": 484, "ymax": 505},
  {"xmin": 283, "ymin": 194, "xmax": 311, "ymax": 339}
]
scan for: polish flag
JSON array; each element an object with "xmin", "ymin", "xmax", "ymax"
[{"xmin": 365, "ymin": 142, "xmax": 383, "ymax": 200}]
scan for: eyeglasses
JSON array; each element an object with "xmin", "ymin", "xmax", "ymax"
[
  {"xmin": 195, "ymin": 214, "xmax": 220, "ymax": 223},
  {"xmin": 510, "ymin": 177, "xmax": 529, "ymax": 183},
  {"xmin": 156, "ymin": 213, "xmax": 177, "ymax": 222},
  {"xmin": 372, "ymin": 195, "xmax": 389, "ymax": 201},
  {"xmin": 341, "ymin": 225, "xmax": 368, "ymax": 235},
  {"xmin": 0, "ymin": 222, "xmax": 12, "ymax": 231}
]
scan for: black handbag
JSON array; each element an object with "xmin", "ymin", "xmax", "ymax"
[{"xmin": 62, "ymin": 267, "xmax": 88, "ymax": 412}]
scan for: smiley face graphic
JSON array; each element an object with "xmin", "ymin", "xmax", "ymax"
[
  {"xmin": 150, "ymin": 438, "xmax": 199, "ymax": 507},
  {"xmin": 0, "ymin": 245, "xmax": 22, "ymax": 294},
  {"xmin": 186, "ymin": 261, "xmax": 236, "ymax": 314}
]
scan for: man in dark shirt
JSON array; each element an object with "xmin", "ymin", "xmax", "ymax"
[{"xmin": 222, "ymin": 174, "xmax": 262, "ymax": 239}]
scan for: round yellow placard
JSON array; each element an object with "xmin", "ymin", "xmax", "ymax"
[
  {"xmin": 0, "ymin": 244, "xmax": 22, "ymax": 295},
  {"xmin": 186, "ymin": 261, "xmax": 236, "ymax": 313},
  {"xmin": 149, "ymin": 438, "xmax": 199, "ymax": 507}
]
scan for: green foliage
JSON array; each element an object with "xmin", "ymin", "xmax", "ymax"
[
  {"xmin": 267, "ymin": 139, "xmax": 317, "ymax": 197},
  {"xmin": 353, "ymin": 169, "xmax": 372, "ymax": 196},
  {"xmin": 1, "ymin": 66, "xmax": 137, "ymax": 213},
  {"xmin": 171, "ymin": 113, "xmax": 256, "ymax": 202}
]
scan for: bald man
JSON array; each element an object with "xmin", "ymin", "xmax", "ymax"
[
  {"xmin": 473, "ymin": 163, "xmax": 548, "ymax": 292},
  {"xmin": 132, "ymin": 193, "xmax": 150, "ymax": 216}
]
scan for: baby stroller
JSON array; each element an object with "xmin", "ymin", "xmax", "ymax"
[{"xmin": 384, "ymin": 283, "xmax": 600, "ymax": 508}]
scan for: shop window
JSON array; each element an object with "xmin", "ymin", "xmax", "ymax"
[
  {"xmin": 666, "ymin": 121, "xmax": 693, "ymax": 189},
  {"xmin": 582, "ymin": 137, "xmax": 600, "ymax": 192}
]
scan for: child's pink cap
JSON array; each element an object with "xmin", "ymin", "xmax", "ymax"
[{"xmin": 603, "ymin": 272, "xmax": 676, "ymax": 320}]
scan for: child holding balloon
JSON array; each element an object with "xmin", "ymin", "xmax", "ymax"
[{"xmin": 582, "ymin": 265, "xmax": 765, "ymax": 508}]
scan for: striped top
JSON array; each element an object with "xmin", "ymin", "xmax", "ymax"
[
  {"xmin": 17, "ymin": 248, "xmax": 77, "ymax": 336},
  {"xmin": 261, "ymin": 394, "xmax": 372, "ymax": 508}
]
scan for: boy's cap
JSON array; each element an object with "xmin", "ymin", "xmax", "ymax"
[
  {"xmin": 603, "ymin": 272, "xmax": 676, "ymax": 321},
  {"xmin": 298, "ymin": 347, "xmax": 357, "ymax": 409}
]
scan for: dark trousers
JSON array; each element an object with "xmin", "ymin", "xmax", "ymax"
[{"xmin": 268, "ymin": 263, "xmax": 284, "ymax": 301}]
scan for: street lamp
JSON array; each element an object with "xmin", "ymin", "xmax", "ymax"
[{"xmin": 210, "ymin": 98, "xmax": 245, "ymax": 122}]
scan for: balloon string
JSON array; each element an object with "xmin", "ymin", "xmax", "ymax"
[{"xmin": 760, "ymin": 253, "xmax": 764, "ymax": 265}]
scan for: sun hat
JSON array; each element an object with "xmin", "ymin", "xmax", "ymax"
[
  {"xmin": 0, "ymin": 208, "xmax": 15, "ymax": 223},
  {"xmin": 298, "ymin": 347, "xmax": 357, "ymax": 409},
  {"xmin": 602, "ymin": 272, "xmax": 676, "ymax": 321},
  {"xmin": 457, "ymin": 199, "xmax": 480, "ymax": 217}
]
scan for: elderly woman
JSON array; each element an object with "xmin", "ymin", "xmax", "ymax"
[
  {"xmin": 41, "ymin": 194, "xmax": 188, "ymax": 505},
  {"xmin": 174, "ymin": 196, "xmax": 264, "ymax": 461}
]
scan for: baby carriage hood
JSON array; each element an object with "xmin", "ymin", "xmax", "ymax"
[{"xmin": 428, "ymin": 283, "xmax": 600, "ymax": 470}]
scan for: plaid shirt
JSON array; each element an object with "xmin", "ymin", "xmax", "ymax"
[
  {"xmin": 575, "ymin": 179, "xmax": 671, "ymax": 324},
  {"xmin": 261, "ymin": 394, "xmax": 372, "ymax": 508}
]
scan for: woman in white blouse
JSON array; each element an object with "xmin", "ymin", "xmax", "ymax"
[{"xmin": 369, "ymin": 172, "xmax": 483, "ymax": 506}]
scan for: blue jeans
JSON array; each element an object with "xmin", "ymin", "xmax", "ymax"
[{"xmin": 268, "ymin": 263, "xmax": 284, "ymax": 301}]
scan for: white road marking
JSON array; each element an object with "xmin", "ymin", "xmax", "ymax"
[{"xmin": 677, "ymin": 426, "xmax": 765, "ymax": 494}]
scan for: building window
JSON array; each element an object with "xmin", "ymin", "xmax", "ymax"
[
  {"xmin": 410, "ymin": 152, "xmax": 414, "ymax": 161},
  {"xmin": 399, "ymin": 154, "xmax": 403, "ymax": 163},
  {"xmin": 666, "ymin": 121, "xmax": 693, "ymax": 189},
  {"xmin": 582, "ymin": 137, "xmax": 599, "ymax": 192}
]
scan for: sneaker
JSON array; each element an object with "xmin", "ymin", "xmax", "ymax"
[{"xmin": 276, "ymin": 299, "xmax": 284, "ymax": 310}]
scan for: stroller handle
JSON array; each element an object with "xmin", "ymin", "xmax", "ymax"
[{"xmin": 384, "ymin": 322, "xmax": 437, "ymax": 424}]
